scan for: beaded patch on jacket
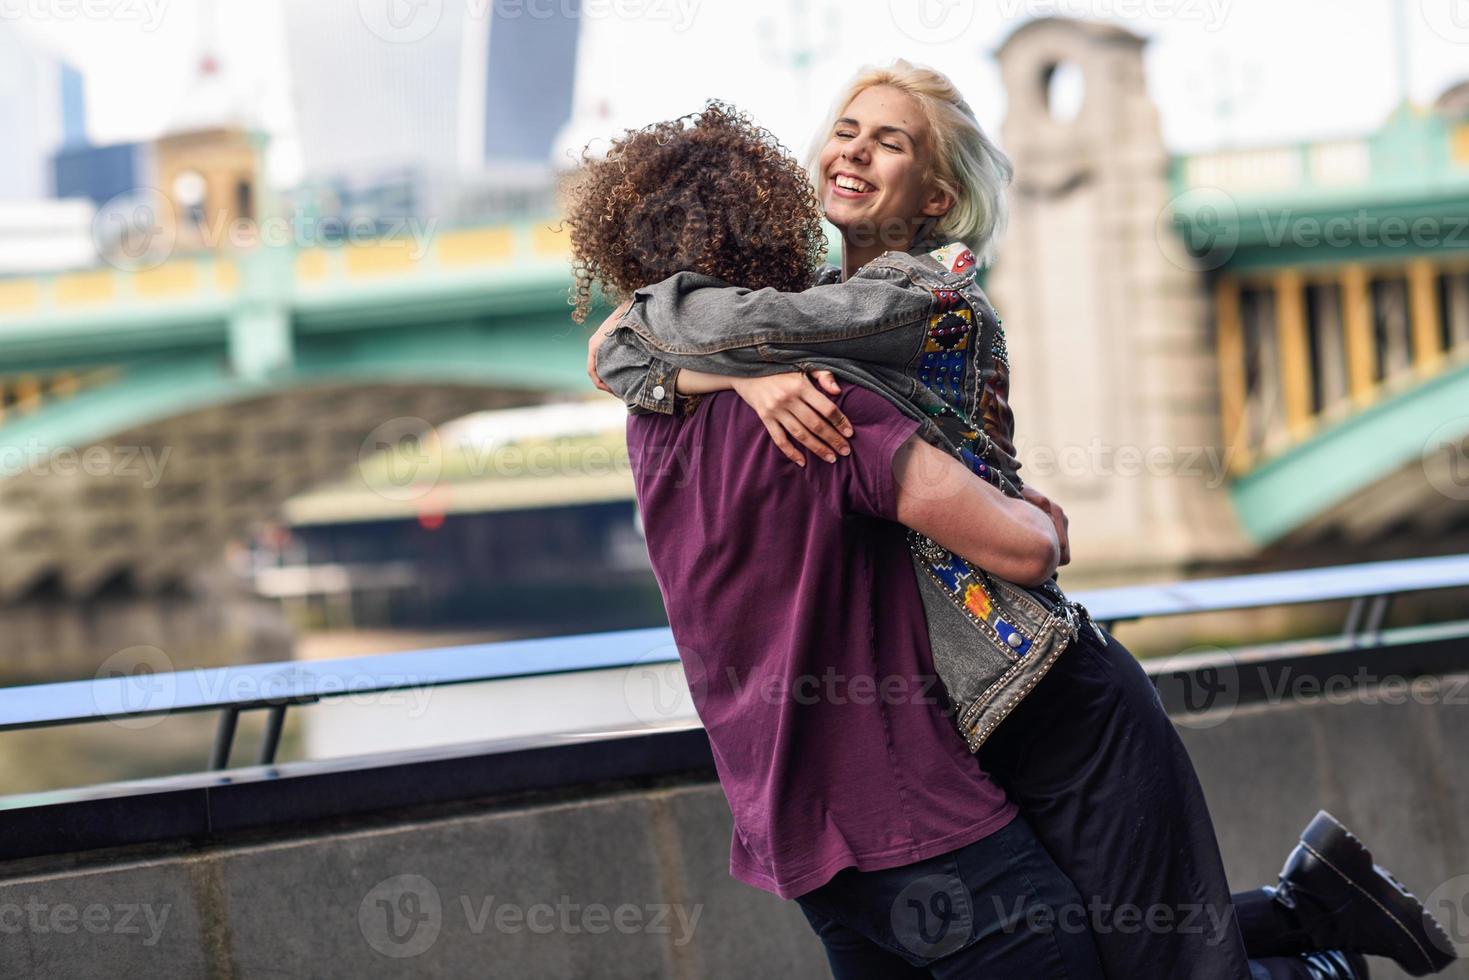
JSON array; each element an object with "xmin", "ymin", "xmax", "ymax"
[{"xmin": 907, "ymin": 243, "xmax": 1035, "ymax": 658}]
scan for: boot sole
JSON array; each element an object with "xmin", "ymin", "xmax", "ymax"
[{"xmin": 1300, "ymin": 810, "xmax": 1457, "ymax": 976}]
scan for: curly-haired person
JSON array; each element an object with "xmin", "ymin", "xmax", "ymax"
[{"xmin": 564, "ymin": 101, "xmax": 827, "ymax": 324}]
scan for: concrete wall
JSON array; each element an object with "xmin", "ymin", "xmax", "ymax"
[
  {"xmin": 1, "ymin": 674, "xmax": 1465, "ymax": 978},
  {"xmin": 1182, "ymin": 672, "xmax": 1469, "ymax": 980}
]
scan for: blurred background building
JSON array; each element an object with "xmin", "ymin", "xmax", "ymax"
[{"xmin": 0, "ymin": 22, "xmax": 93, "ymax": 274}]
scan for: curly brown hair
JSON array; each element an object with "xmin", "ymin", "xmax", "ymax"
[{"xmin": 562, "ymin": 101, "xmax": 828, "ymax": 323}]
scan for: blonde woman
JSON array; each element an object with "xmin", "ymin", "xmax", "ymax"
[{"xmin": 586, "ymin": 63, "xmax": 1452, "ymax": 980}]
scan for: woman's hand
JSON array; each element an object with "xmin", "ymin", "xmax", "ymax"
[
  {"xmin": 731, "ymin": 371, "xmax": 854, "ymax": 467},
  {"xmin": 1020, "ymin": 485, "xmax": 1071, "ymax": 567},
  {"xmin": 586, "ymin": 299, "xmax": 632, "ymax": 393}
]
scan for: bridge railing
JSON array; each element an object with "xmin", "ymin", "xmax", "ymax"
[
  {"xmin": 0, "ymin": 554, "xmax": 1468, "ymax": 864},
  {"xmin": 1214, "ymin": 259, "xmax": 1469, "ymax": 475},
  {"xmin": 0, "ymin": 554, "xmax": 1467, "ymax": 773}
]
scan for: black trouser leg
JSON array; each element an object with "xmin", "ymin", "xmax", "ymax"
[
  {"xmin": 794, "ymin": 815, "xmax": 1106, "ymax": 979},
  {"xmin": 979, "ymin": 626, "xmax": 1253, "ymax": 980},
  {"xmin": 1234, "ymin": 886, "xmax": 1317, "ymax": 957}
]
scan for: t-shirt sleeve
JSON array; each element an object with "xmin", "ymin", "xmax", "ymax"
[{"xmin": 833, "ymin": 386, "xmax": 923, "ymax": 522}]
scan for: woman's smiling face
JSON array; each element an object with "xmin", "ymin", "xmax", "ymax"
[{"xmin": 816, "ymin": 84, "xmax": 954, "ymax": 255}]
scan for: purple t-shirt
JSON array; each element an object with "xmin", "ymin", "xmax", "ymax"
[{"xmin": 626, "ymin": 384, "xmax": 1017, "ymax": 900}]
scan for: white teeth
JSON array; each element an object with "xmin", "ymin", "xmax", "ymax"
[{"xmin": 835, "ymin": 175, "xmax": 873, "ymax": 192}]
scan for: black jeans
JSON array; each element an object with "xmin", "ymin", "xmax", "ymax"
[
  {"xmin": 979, "ymin": 624, "xmax": 1330, "ymax": 980},
  {"xmin": 794, "ymin": 814, "xmax": 1107, "ymax": 978}
]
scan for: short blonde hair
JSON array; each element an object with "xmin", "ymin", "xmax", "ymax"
[{"xmin": 806, "ymin": 60, "xmax": 1013, "ymax": 267}]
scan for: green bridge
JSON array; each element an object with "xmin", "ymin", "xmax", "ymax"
[
  {"xmin": 1168, "ymin": 96, "xmax": 1469, "ymax": 547},
  {"xmin": 0, "ymin": 221, "xmax": 594, "ymax": 600}
]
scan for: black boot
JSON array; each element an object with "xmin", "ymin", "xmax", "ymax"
[
  {"xmin": 1272, "ymin": 810, "xmax": 1456, "ymax": 976},
  {"xmin": 1299, "ymin": 950, "xmax": 1370, "ymax": 979}
]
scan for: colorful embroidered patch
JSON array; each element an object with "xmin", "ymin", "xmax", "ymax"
[
  {"xmin": 924, "ymin": 308, "xmax": 973, "ymax": 352},
  {"xmin": 964, "ymin": 583, "xmax": 992, "ymax": 620},
  {"xmin": 919, "ymin": 547, "xmax": 1033, "ymax": 657},
  {"xmin": 932, "ymin": 288, "xmax": 964, "ymax": 312},
  {"xmin": 930, "ymin": 243, "xmax": 978, "ymax": 276},
  {"xmin": 919, "ymin": 301, "xmax": 973, "ymax": 402}
]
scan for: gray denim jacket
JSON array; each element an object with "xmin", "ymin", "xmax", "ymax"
[{"xmin": 596, "ymin": 242, "xmax": 1102, "ymax": 752}]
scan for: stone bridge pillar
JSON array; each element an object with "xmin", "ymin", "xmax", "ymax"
[{"xmin": 989, "ymin": 17, "xmax": 1247, "ymax": 583}]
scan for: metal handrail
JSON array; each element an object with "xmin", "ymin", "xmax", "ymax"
[{"xmin": 1, "ymin": 555, "xmax": 1467, "ymax": 770}]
